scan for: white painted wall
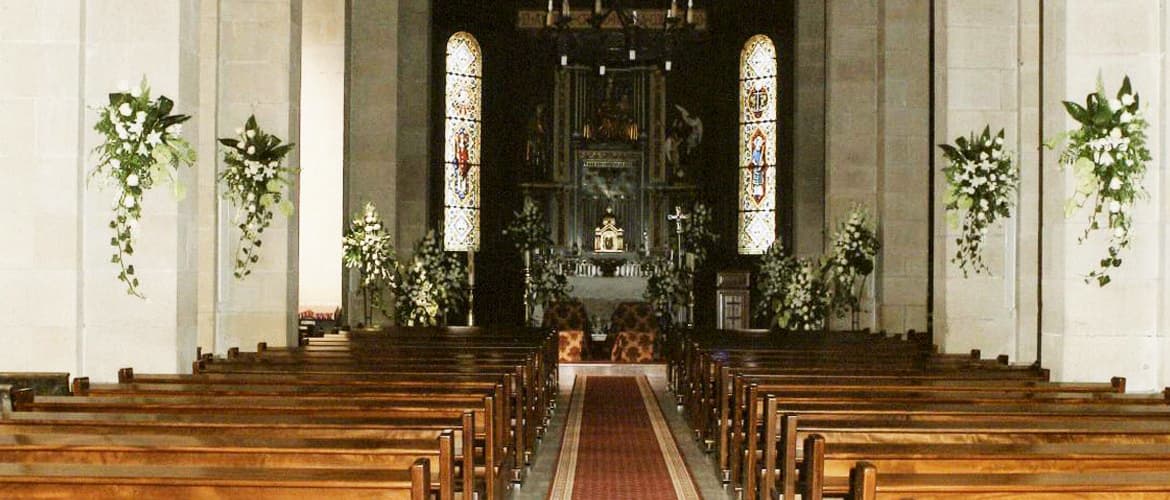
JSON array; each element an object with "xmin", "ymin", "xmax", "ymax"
[{"xmin": 298, "ymin": 0, "xmax": 344, "ymax": 313}]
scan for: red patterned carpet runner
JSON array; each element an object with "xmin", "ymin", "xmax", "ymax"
[{"xmin": 549, "ymin": 375, "xmax": 701, "ymax": 500}]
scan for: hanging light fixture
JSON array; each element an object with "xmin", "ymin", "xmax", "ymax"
[{"xmin": 535, "ymin": 0, "xmax": 704, "ymax": 72}]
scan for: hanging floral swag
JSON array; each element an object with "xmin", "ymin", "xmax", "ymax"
[
  {"xmin": 939, "ymin": 126, "xmax": 1018, "ymax": 276},
  {"xmin": 395, "ymin": 230, "xmax": 469, "ymax": 327},
  {"xmin": 91, "ymin": 78, "xmax": 195, "ymax": 298},
  {"xmin": 504, "ymin": 198, "xmax": 570, "ymax": 310},
  {"xmin": 1048, "ymin": 75, "xmax": 1151, "ymax": 286},
  {"xmin": 342, "ymin": 202, "xmax": 398, "ymax": 325},
  {"xmin": 219, "ymin": 115, "xmax": 297, "ymax": 278}
]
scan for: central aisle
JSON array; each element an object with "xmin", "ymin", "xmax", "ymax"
[{"xmin": 548, "ymin": 375, "xmax": 701, "ymax": 500}]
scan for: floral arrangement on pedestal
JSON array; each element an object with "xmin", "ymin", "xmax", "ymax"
[
  {"xmin": 641, "ymin": 253, "xmax": 692, "ymax": 316},
  {"xmin": 91, "ymin": 78, "xmax": 195, "ymax": 298},
  {"xmin": 756, "ymin": 241, "xmax": 829, "ymax": 331},
  {"xmin": 504, "ymin": 198, "xmax": 571, "ymax": 323},
  {"xmin": 1048, "ymin": 76, "xmax": 1150, "ymax": 286},
  {"xmin": 218, "ymin": 115, "xmax": 297, "ymax": 278},
  {"xmin": 824, "ymin": 206, "xmax": 880, "ymax": 322},
  {"xmin": 939, "ymin": 126, "xmax": 1018, "ymax": 276},
  {"xmin": 644, "ymin": 202, "xmax": 718, "ymax": 325},
  {"xmin": 679, "ymin": 201, "xmax": 718, "ymax": 266},
  {"xmin": 395, "ymin": 230, "xmax": 469, "ymax": 327},
  {"xmin": 342, "ymin": 202, "xmax": 398, "ymax": 326}
]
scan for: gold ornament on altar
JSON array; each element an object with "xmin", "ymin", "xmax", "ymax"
[{"xmin": 594, "ymin": 207, "xmax": 625, "ymax": 253}]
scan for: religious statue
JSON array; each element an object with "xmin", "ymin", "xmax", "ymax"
[
  {"xmin": 524, "ymin": 103, "xmax": 549, "ymax": 179},
  {"xmin": 594, "ymin": 207, "xmax": 625, "ymax": 253},
  {"xmin": 666, "ymin": 104, "xmax": 702, "ymax": 179},
  {"xmin": 583, "ymin": 77, "xmax": 639, "ymax": 143}
]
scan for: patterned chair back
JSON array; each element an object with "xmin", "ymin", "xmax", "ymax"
[
  {"xmin": 609, "ymin": 301, "xmax": 659, "ymax": 363},
  {"xmin": 543, "ymin": 301, "xmax": 590, "ymax": 362},
  {"xmin": 608, "ymin": 301, "xmax": 659, "ymax": 334},
  {"xmin": 542, "ymin": 301, "xmax": 589, "ymax": 331}
]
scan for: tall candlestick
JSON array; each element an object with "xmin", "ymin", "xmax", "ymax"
[
  {"xmin": 686, "ymin": 0, "xmax": 694, "ymax": 24},
  {"xmin": 594, "ymin": 0, "xmax": 602, "ymax": 15},
  {"xmin": 547, "ymin": 0, "xmax": 555, "ymax": 26},
  {"xmin": 562, "ymin": 0, "xmax": 570, "ymax": 17},
  {"xmin": 668, "ymin": 0, "xmax": 678, "ymax": 19},
  {"xmin": 467, "ymin": 250, "xmax": 475, "ymax": 326}
]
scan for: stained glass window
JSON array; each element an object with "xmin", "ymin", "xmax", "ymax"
[
  {"xmin": 444, "ymin": 32, "xmax": 482, "ymax": 251},
  {"xmin": 738, "ymin": 35, "xmax": 777, "ymax": 255}
]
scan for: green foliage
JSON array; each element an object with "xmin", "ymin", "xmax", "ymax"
[
  {"xmin": 1048, "ymin": 75, "xmax": 1151, "ymax": 286},
  {"xmin": 218, "ymin": 115, "xmax": 298, "ymax": 279},
  {"xmin": 824, "ymin": 206, "xmax": 880, "ymax": 318},
  {"xmin": 504, "ymin": 197, "xmax": 572, "ymax": 309},
  {"xmin": 939, "ymin": 126, "xmax": 1019, "ymax": 276},
  {"xmin": 342, "ymin": 202, "xmax": 398, "ymax": 321},
  {"xmin": 395, "ymin": 230, "xmax": 469, "ymax": 327},
  {"xmin": 641, "ymin": 253, "xmax": 692, "ymax": 316},
  {"xmin": 756, "ymin": 241, "xmax": 830, "ymax": 331},
  {"xmin": 90, "ymin": 77, "xmax": 195, "ymax": 298}
]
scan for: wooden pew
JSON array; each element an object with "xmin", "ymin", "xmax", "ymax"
[
  {"xmin": 845, "ymin": 460, "xmax": 1170, "ymax": 499},
  {"xmin": 0, "ymin": 460, "xmax": 433, "ymax": 499}
]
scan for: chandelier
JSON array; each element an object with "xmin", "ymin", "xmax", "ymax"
[{"xmin": 524, "ymin": 0, "xmax": 706, "ymax": 73}]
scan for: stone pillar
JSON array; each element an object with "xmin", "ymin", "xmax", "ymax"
[
  {"xmin": 345, "ymin": 0, "xmax": 399, "ymax": 325},
  {"xmin": 0, "ymin": 1, "xmax": 85, "ymax": 372},
  {"xmin": 79, "ymin": 0, "xmax": 200, "ymax": 380},
  {"xmin": 826, "ymin": 0, "xmax": 881, "ymax": 329},
  {"xmin": 879, "ymin": 0, "xmax": 930, "ymax": 333},
  {"xmin": 344, "ymin": 0, "xmax": 431, "ymax": 325},
  {"xmin": 215, "ymin": 0, "xmax": 302, "ymax": 350},
  {"xmin": 1041, "ymin": 0, "xmax": 1165, "ymax": 390},
  {"xmin": 934, "ymin": 0, "xmax": 1032, "ymax": 358},
  {"xmin": 825, "ymin": 0, "xmax": 930, "ymax": 332},
  {"xmin": 794, "ymin": 0, "xmax": 827, "ymax": 258}
]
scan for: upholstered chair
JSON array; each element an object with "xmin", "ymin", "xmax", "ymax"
[
  {"xmin": 542, "ymin": 300, "xmax": 591, "ymax": 362},
  {"xmin": 609, "ymin": 301, "xmax": 658, "ymax": 363}
]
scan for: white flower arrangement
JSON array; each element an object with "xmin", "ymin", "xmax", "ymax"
[
  {"xmin": 756, "ymin": 241, "xmax": 829, "ymax": 331},
  {"xmin": 825, "ymin": 206, "xmax": 880, "ymax": 318},
  {"xmin": 218, "ymin": 115, "xmax": 297, "ymax": 279},
  {"xmin": 395, "ymin": 230, "xmax": 469, "ymax": 327},
  {"xmin": 680, "ymin": 201, "xmax": 718, "ymax": 266},
  {"xmin": 504, "ymin": 198, "xmax": 571, "ymax": 311},
  {"xmin": 90, "ymin": 78, "xmax": 195, "ymax": 298},
  {"xmin": 641, "ymin": 253, "xmax": 691, "ymax": 316},
  {"xmin": 1049, "ymin": 76, "xmax": 1151, "ymax": 286},
  {"xmin": 939, "ymin": 126, "xmax": 1018, "ymax": 276},
  {"xmin": 342, "ymin": 202, "xmax": 398, "ymax": 325}
]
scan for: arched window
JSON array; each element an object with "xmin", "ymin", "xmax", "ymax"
[
  {"xmin": 738, "ymin": 34, "xmax": 777, "ymax": 254},
  {"xmin": 443, "ymin": 32, "xmax": 482, "ymax": 251}
]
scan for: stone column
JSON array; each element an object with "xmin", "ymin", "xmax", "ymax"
[
  {"xmin": 344, "ymin": 0, "xmax": 431, "ymax": 325},
  {"xmin": 215, "ymin": 0, "xmax": 302, "ymax": 350},
  {"xmin": 1041, "ymin": 0, "xmax": 1165, "ymax": 390},
  {"xmin": 794, "ymin": 0, "xmax": 827, "ymax": 258},
  {"xmin": 934, "ymin": 0, "xmax": 1031, "ymax": 358},
  {"xmin": 80, "ymin": 0, "xmax": 200, "ymax": 379}
]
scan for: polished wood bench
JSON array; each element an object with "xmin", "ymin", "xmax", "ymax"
[
  {"xmin": 0, "ymin": 461, "xmax": 432, "ymax": 499},
  {"xmin": 845, "ymin": 461, "xmax": 1170, "ymax": 499}
]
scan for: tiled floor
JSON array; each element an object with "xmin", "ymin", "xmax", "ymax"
[{"xmin": 510, "ymin": 363, "xmax": 735, "ymax": 500}]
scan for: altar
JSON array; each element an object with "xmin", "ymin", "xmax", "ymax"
[{"xmin": 566, "ymin": 275, "xmax": 648, "ymax": 330}]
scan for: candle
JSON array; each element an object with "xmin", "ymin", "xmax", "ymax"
[
  {"xmin": 562, "ymin": 0, "xmax": 570, "ymax": 17},
  {"xmin": 686, "ymin": 0, "xmax": 694, "ymax": 24},
  {"xmin": 594, "ymin": 0, "xmax": 602, "ymax": 15},
  {"xmin": 547, "ymin": 0, "xmax": 555, "ymax": 26},
  {"xmin": 669, "ymin": 0, "xmax": 678, "ymax": 19}
]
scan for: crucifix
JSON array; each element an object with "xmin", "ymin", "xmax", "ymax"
[
  {"xmin": 666, "ymin": 205, "xmax": 693, "ymax": 327},
  {"xmin": 667, "ymin": 205, "xmax": 689, "ymax": 267}
]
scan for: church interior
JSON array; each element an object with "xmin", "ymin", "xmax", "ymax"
[{"xmin": 4, "ymin": 0, "xmax": 1170, "ymax": 498}]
